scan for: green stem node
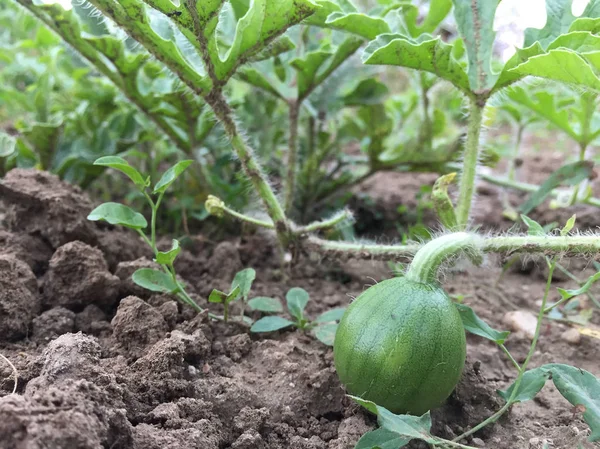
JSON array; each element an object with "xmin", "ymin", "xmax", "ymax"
[{"xmin": 406, "ymin": 233, "xmax": 481, "ymax": 284}]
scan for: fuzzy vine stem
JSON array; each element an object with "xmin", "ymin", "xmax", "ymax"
[
  {"xmin": 453, "ymin": 258, "xmax": 557, "ymax": 442},
  {"xmin": 307, "ymin": 233, "xmax": 600, "ymax": 261},
  {"xmin": 295, "ymin": 210, "xmax": 353, "ymax": 234},
  {"xmin": 456, "ymin": 99, "xmax": 484, "ymax": 229},
  {"xmin": 285, "ymin": 100, "xmax": 301, "ymax": 214},
  {"xmin": 406, "ymin": 233, "xmax": 481, "ymax": 284}
]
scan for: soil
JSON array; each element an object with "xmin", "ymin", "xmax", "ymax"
[{"xmin": 1, "ymin": 163, "xmax": 599, "ymax": 449}]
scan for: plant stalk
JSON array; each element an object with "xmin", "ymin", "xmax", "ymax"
[
  {"xmin": 406, "ymin": 233, "xmax": 481, "ymax": 284},
  {"xmin": 284, "ymin": 100, "xmax": 300, "ymax": 214},
  {"xmin": 308, "ymin": 233, "xmax": 600, "ymax": 261},
  {"xmin": 453, "ymin": 259, "xmax": 557, "ymax": 442},
  {"xmin": 456, "ymin": 99, "xmax": 484, "ymax": 229}
]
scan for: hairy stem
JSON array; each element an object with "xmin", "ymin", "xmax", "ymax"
[
  {"xmin": 453, "ymin": 259, "xmax": 556, "ymax": 442},
  {"xmin": 307, "ymin": 233, "xmax": 600, "ymax": 261},
  {"xmin": 456, "ymin": 99, "xmax": 484, "ymax": 229},
  {"xmin": 406, "ymin": 233, "xmax": 481, "ymax": 284},
  {"xmin": 295, "ymin": 209, "xmax": 353, "ymax": 234},
  {"xmin": 221, "ymin": 206, "xmax": 275, "ymax": 229},
  {"xmin": 285, "ymin": 100, "xmax": 301, "ymax": 213}
]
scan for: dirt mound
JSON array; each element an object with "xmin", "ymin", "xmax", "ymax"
[{"xmin": 0, "ymin": 167, "xmax": 599, "ymax": 449}]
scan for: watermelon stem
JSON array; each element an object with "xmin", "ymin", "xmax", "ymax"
[{"xmin": 406, "ymin": 232, "xmax": 481, "ymax": 284}]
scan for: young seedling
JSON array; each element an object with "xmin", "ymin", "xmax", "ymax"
[
  {"xmin": 87, "ymin": 156, "xmax": 207, "ymax": 314},
  {"xmin": 249, "ymin": 287, "xmax": 346, "ymax": 346},
  {"xmin": 208, "ymin": 268, "xmax": 256, "ymax": 322}
]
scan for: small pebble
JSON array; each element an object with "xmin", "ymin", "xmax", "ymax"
[
  {"xmin": 472, "ymin": 437, "xmax": 485, "ymax": 447},
  {"xmin": 561, "ymin": 328, "xmax": 581, "ymax": 345},
  {"xmin": 503, "ymin": 310, "xmax": 537, "ymax": 339}
]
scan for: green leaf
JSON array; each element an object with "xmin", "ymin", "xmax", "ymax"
[
  {"xmin": 497, "ymin": 363, "xmax": 600, "ymax": 441},
  {"xmin": 324, "ymin": 12, "xmax": 390, "ymax": 40},
  {"xmin": 236, "ymin": 67, "xmax": 285, "ymax": 99},
  {"xmin": 313, "ymin": 322, "xmax": 338, "ymax": 346},
  {"xmin": 249, "ymin": 35, "xmax": 296, "ymax": 62},
  {"xmin": 547, "ymin": 31, "xmax": 600, "ymax": 53},
  {"xmin": 19, "ymin": 121, "xmax": 62, "ymax": 170},
  {"xmin": 561, "ymin": 214, "xmax": 576, "ymax": 236},
  {"xmin": 315, "ymin": 307, "xmax": 346, "ymax": 323},
  {"xmin": 231, "ymin": 268, "xmax": 256, "ymax": 301},
  {"xmin": 451, "ymin": 0, "xmax": 500, "ymax": 92},
  {"xmin": 291, "ymin": 37, "xmax": 363, "ymax": 98},
  {"xmin": 153, "ymin": 160, "xmax": 193, "ymax": 194},
  {"xmin": 0, "ymin": 132, "xmax": 16, "ymax": 157},
  {"xmin": 156, "ymin": 239, "xmax": 181, "ymax": 265},
  {"xmin": 363, "ymin": 35, "xmax": 470, "ymax": 93},
  {"xmin": 432, "ymin": 172, "xmax": 458, "ymax": 230},
  {"xmin": 248, "ymin": 297, "xmax": 284, "ymax": 313},
  {"xmin": 209, "ymin": 289, "xmax": 228, "ymax": 304},
  {"xmin": 519, "ymin": 161, "xmax": 595, "ymax": 214},
  {"xmin": 569, "ymin": 17, "xmax": 600, "ymax": 33},
  {"xmin": 505, "ymin": 87, "xmax": 578, "ymax": 140},
  {"xmin": 510, "ymin": 50, "xmax": 600, "ymax": 92},
  {"xmin": 286, "ymin": 287, "xmax": 310, "ymax": 321},
  {"xmin": 210, "ymin": 285, "xmax": 242, "ymax": 304},
  {"xmin": 132, "ymin": 268, "xmax": 179, "ymax": 293},
  {"xmin": 557, "ymin": 271, "xmax": 600, "ymax": 301},
  {"xmin": 455, "ymin": 303, "xmax": 510, "ymax": 344},
  {"xmin": 520, "ymin": 215, "xmax": 546, "ymax": 237},
  {"xmin": 204, "ymin": 0, "xmax": 319, "ymax": 81},
  {"xmin": 355, "ymin": 428, "xmax": 410, "ymax": 449},
  {"xmin": 524, "ymin": 0, "xmax": 576, "ymax": 49},
  {"xmin": 351, "ymin": 397, "xmax": 437, "ymax": 444},
  {"xmin": 402, "ymin": 0, "xmax": 452, "ymax": 37},
  {"xmin": 87, "ymin": 202, "xmax": 148, "ymax": 229},
  {"xmin": 498, "ymin": 366, "xmax": 552, "ymax": 403},
  {"xmin": 94, "ymin": 156, "xmax": 148, "ymax": 188},
  {"xmin": 493, "ymin": 42, "xmax": 545, "ymax": 92},
  {"xmin": 342, "ymin": 78, "xmax": 389, "ymax": 106},
  {"xmin": 549, "ymin": 364, "xmax": 600, "ymax": 441},
  {"xmin": 250, "ymin": 316, "xmax": 295, "ymax": 332}
]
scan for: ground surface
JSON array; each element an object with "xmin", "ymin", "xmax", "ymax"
[{"xmin": 0, "ymin": 152, "xmax": 599, "ymax": 449}]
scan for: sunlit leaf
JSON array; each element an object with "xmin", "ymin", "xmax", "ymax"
[
  {"xmin": 94, "ymin": 156, "xmax": 148, "ymax": 188},
  {"xmin": 498, "ymin": 366, "xmax": 551, "ymax": 403},
  {"xmin": 87, "ymin": 202, "xmax": 148, "ymax": 229},
  {"xmin": 132, "ymin": 267, "xmax": 179, "ymax": 293},
  {"xmin": 557, "ymin": 271, "xmax": 600, "ymax": 301},
  {"xmin": 248, "ymin": 296, "xmax": 284, "ymax": 313},
  {"xmin": 231, "ymin": 268, "xmax": 256, "ymax": 301},
  {"xmin": 286, "ymin": 287, "xmax": 310, "ymax": 321},
  {"xmin": 153, "ymin": 160, "xmax": 193, "ymax": 194},
  {"xmin": 363, "ymin": 35, "xmax": 470, "ymax": 93},
  {"xmin": 510, "ymin": 50, "xmax": 600, "ymax": 92},
  {"xmin": 156, "ymin": 239, "xmax": 181, "ymax": 265},
  {"xmin": 250, "ymin": 316, "xmax": 295, "ymax": 332}
]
